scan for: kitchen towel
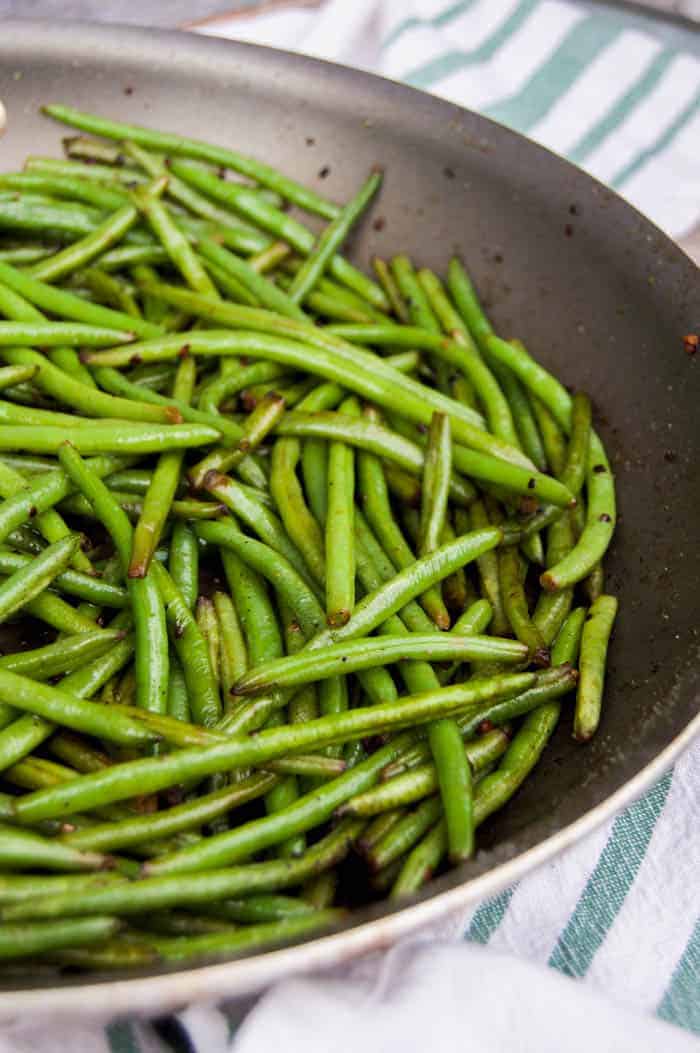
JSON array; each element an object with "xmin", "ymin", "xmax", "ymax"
[{"xmin": 4, "ymin": 2, "xmax": 699, "ymax": 1050}]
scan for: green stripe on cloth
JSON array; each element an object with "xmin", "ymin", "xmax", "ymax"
[
  {"xmin": 465, "ymin": 886, "xmax": 515, "ymax": 944},
  {"xmin": 613, "ymin": 89, "xmax": 700, "ymax": 187},
  {"xmin": 657, "ymin": 917, "xmax": 700, "ymax": 1035},
  {"xmin": 548, "ymin": 771, "xmax": 673, "ymax": 978},
  {"xmin": 484, "ymin": 14, "xmax": 624, "ymax": 132},
  {"xmin": 106, "ymin": 1021, "xmax": 141, "ymax": 1053},
  {"xmin": 382, "ymin": 0, "xmax": 480, "ymax": 52},
  {"xmin": 568, "ymin": 49, "xmax": 677, "ymax": 164},
  {"xmin": 401, "ymin": 0, "xmax": 540, "ymax": 89}
]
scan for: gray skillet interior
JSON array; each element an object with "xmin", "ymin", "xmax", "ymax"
[{"xmin": 0, "ymin": 19, "xmax": 698, "ymax": 992}]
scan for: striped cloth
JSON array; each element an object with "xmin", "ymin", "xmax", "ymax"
[{"xmin": 8, "ymin": 4, "xmax": 698, "ymax": 1051}]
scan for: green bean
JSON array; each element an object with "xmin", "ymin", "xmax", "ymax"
[
  {"xmin": 372, "ymin": 257, "xmax": 409, "ymax": 322},
  {"xmin": 0, "ymin": 421, "xmax": 219, "ymax": 455},
  {"xmin": 574, "ymin": 595, "xmax": 617, "ymax": 741},
  {"xmin": 59, "ymin": 617, "xmax": 135, "ymax": 698},
  {"xmin": 325, "ymin": 400, "xmax": 356, "ymax": 628},
  {"xmin": 0, "ymin": 259, "xmax": 160, "ymax": 338},
  {"xmin": 476, "ymin": 703, "xmax": 562, "ymax": 826},
  {"xmin": 198, "ymin": 237, "xmax": 306, "ymax": 320},
  {"xmin": 61, "ymin": 774, "xmax": 276, "ymax": 854},
  {"xmin": 0, "ymin": 349, "xmax": 176, "ymax": 425},
  {"xmin": 205, "ymin": 258, "xmax": 260, "ymax": 305},
  {"xmin": 147, "ymin": 673, "xmax": 530, "ymax": 876},
  {"xmin": 353, "ymin": 511, "xmax": 443, "ymax": 636},
  {"xmin": 0, "ymin": 629, "xmax": 125, "ymax": 680},
  {"xmin": 0, "ymin": 364, "xmax": 37, "ymax": 390},
  {"xmin": 196, "ymin": 596, "xmax": 221, "ymax": 691},
  {"xmin": 0, "ymin": 276, "xmax": 98, "ymax": 388},
  {"xmin": 551, "ymin": 608, "xmax": 587, "ymax": 667},
  {"xmin": 358, "ymin": 811, "xmax": 403, "ymax": 855},
  {"xmin": 289, "ymin": 169, "xmax": 382, "ymax": 304},
  {"xmin": 583, "ymin": 562, "xmax": 605, "ymax": 604},
  {"xmin": 234, "ymin": 634, "xmax": 525, "ymax": 695},
  {"xmin": 394, "ymin": 680, "xmax": 568, "ymax": 896},
  {"xmin": 202, "ymin": 471, "xmax": 317, "ymax": 590},
  {"xmin": 0, "ymin": 668, "xmax": 155, "ymax": 747},
  {"xmin": 0, "ymin": 321, "xmax": 134, "ymax": 347},
  {"xmin": 0, "ymin": 715, "xmax": 54, "ymax": 773},
  {"xmin": 0, "ymin": 197, "xmax": 107, "ymax": 238},
  {"xmin": 151, "ymin": 561, "xmax": 221, "ymax": 727},
  {"xmin": 307, "ymin": 526, "xmax": 503, "ymax": 653},
  {"xmin": 417, "ymin": 269, "xmax": 521, "ymax": 448},
  {"xmin": 326, "ymin": 322, "xmax": 529, "ymax": 458},
  {"xmin": 556, "ymin": 391, "xmax": 592, "ymax": 497},
  {"xmin": 169, "ymin": 521, "xmax": 199, "ymax": 612},
  {"xmin": 62, "ymin": 136, "xmax": 133, "ymax": 162},
  {"xmin": 0, "ymin": 916, "xmax": 119, "ymax": 958},
  {"xmin": 22, "ymin": 588, "xmax": 110, "ymax": 636},
  {"xmin": 0, "ymin": 534, "xmax": 80, "ymax": 623},
  {"xmin": 49, "ymin": 731, "xmax": 112, "ymax": 775},
  {"xmin": 391, "ymin": 256, "xmax": 440, "ymax": 334},
  {"xmin": 105, "ymin": 708, "xmax": 343, "ymax": 779},
  {"xmin": 167, "ymin": 652, "xmax": 190, "ymax": 723},
  {"xmin": 75, "ymin": 266, "xmax": 142, "ymax": 318},
  {"xmin": 60, "ymin": 489, "xmax": 222, "ymax": 522},
  {"xmin": 133, "ymin": 184, "xmax": 218, "ymax": 296},
  {"xmin": 542, "ymin": 435, "xmax": 614, "ymax": 590},
  {"xmin": 100, "ymin": 244, "xmax": 169, "ymax": 270},
  {"xmin": 357, "ymin": 412, "xmax": 448, "ymax": 629},
  {"xmin": 249, "ymin": 240, "xmax": 292, "ymax": 273},
  {"xmin": 391, "ymin": 817, "xmax": 445, "ymax": 896},
  {"xmin": 28, "ymin": 202, "xmax": 139, "ymax": 283},
  {"xmin": 528, "ymin": 392, "xmax": 567, "ymax": 477},
  {"xmin": 0, "ymin": 245, "xmax": 58, "ymax": 264},
  {"xmin": 341, "ymin": 728, "xmax": 510, "ymax": 817},
  {"xmin": 57, "ymin": 443, "xmax": 170, "ymax": 717},
  {"xmin": 270, "ymin": 431, "xmax": 326, "ymax": 588},
  {"xmin": 446, "ymin": 258, "xmax": 493, "ymax": 352},
  {"xmin": 367, "ymin": 796, "xmax": 442, "ymax": 871},
  {"xmin": 199, "ymin": 523, "xmax": 323, "ymax": 641},
  {"xmin": 188, "ymin": 390, "xmax": 284, "ymax": 490},
  {"xmin": 300, "ymin": 870, "xmax": 337, "ymax": 909},
  {"xmin": 44, "ymin": 105, "xmax": 340, "ymax": 219},
  {"xmin": 150, "ymin": 909, "xmax": 341, "ymax": 961},
  {"xmin": 197, "ymin": 362, "xmax": 286, "ymax": 415},
  {"xmin": 419, "ymin": 413, "xmax": 451, "ymax": 558},
  {"xmin": 493, "ymin": 365, "xmax": 547, "ymax": 471},
  {"xmin": 499, "ymin": 546, "xmax": 549, "ymax": 665},
  {"xmin": 0, "ymin": 872, "xmax": 126, "ymax": 905},
  {"xmin": 532, "ymin": 513, "xmax": 575, "ymax": 645},
  {"xmin": 462, "ymin": 502, "xmax": 508, "ymax": 636},
  {"xmin": 129, "ymin": 357, "xmax": 195, "ymax": 577},
  {"xmin": 0, "ymin": 170, "xmax": 129, "ymax": 209},
  {"xmin": 213, "ymin": 591, "xmax": 248, "ymax": 699}
]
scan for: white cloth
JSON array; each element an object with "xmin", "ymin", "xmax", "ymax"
[{"xmin": 232, "ymin": 942, "xmax": 699, "ymax": 1053}]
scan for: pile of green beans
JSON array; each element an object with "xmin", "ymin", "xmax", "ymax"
[{"xmin": 0, "ymin": 106, "xmax": 618, "ymax": 971}]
